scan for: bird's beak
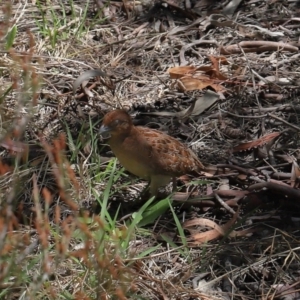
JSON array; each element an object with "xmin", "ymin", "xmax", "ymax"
[{"xmin": 99, "ymin": 125, "xmax": 112, "ymax": 139}]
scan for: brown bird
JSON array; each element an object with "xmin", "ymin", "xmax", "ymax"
[{"xmin": 99, "ymin": 110, "xmax": 205, "ymax": 196}]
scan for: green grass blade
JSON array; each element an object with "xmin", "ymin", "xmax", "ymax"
[{"xmin": 6, "ymin": 24, "xmax": 17, "ymax": 50}]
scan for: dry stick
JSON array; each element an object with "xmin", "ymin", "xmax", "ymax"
[
  {"xmin": 276, "ymin": 53, "xmax": 300, "ymax": 68},
  {"xmin": 167, "ymin": 18, "xmax": 204, "ymax": 36},
  {"xmin": 223, "ymin": 41, "xmax": 298, "ymax": 54},
  {"xmin": 172, "ymin": 190, "xmax": 248, "ymax": 206},
  {"xmin": 268, "ymin": 113, "xmax": 300, "ymax": 131},
  {"xmin": 248, "ymin": 181, "xmax": 300, "ymax": 200},
  {"xmin": 132, "ymin": 22, "xmax": 150, "ymax": 35},
  {"xmin": 216, "ymin": 164, "xmax": 257, "ymax": 176},
  {"xmin": 179, "ymin": 39, "xmax": 219, "ymax": 65},
  {"xmin": 214, "ymin": 192, "xmax": 238, "ymax": 216},
  {"xmin": 241, "ymin": 104, "xmax": 291, "ymax": 114},
  {"xmin": 271, "ymin": 172, "xmax": 292, "ymax": 179},
  {"xmin": 219, "ymin": 109, "xmax": 268, "ymax": 119},
  {"xmin": 256, "ymin": 163, "xmax": 291, "ymax": 170},
  {"xmin": 263, "ymin": 93, "xmax": 285, "ymax": 101},
  {"xmin": 239, "ymin": 44, "xmax": 265, "ymax": 131}
]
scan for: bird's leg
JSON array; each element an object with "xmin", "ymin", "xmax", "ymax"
[
  {"xmin": 139, "ymin": 182, "xmax": 153, "ymax": 201},
  {"xmin": 149, "ymin": 175, "xmax": 172, "ymax": 198},
  {"xmin": 139, "ymin": 177, "xmax": 177, "ymax": 201},
  {"xmin": 172, "ymin": 177, "xmax": 177, "ymax": 193}
]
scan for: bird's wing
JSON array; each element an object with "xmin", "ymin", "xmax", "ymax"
[{"xmin": 136, "ymin": 127, "xmax": 204, "ymax": 176}]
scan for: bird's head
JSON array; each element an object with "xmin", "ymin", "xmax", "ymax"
[{"xmin": 99, "ymin": 110, "xmax": 133, "ymax": 139}]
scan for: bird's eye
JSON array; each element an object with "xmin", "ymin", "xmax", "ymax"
[{"xmin": 111, "ymin": 119, "xmax": 122, "ymax": 127}]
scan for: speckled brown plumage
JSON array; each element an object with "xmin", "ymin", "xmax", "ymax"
[{"xmin": 99, "ymin": 110, "xmax": 204, "ymax": 196}]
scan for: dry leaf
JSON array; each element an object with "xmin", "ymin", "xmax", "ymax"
[
  {"xmin": 168, "ymin": 66, "xmax": 197, "ymax": 79},
  {"xmin": 179, "ymin": 76, "xmax": 226, "ymax": 92},
  {"xmin": 233, "ymin": 132, "xmax": 281, "ymax": 152},
  {"xmin": 184, "ymin": 209, "xmax": 254, "ymax": 245},
  {"xmin": 140, "ymin": 90, "xmax": 219, "ymax": 118}
]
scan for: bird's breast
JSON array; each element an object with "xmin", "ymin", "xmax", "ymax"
[{"xmin": 109, "ymin": 141, "xmax": 152, "ymax": 180}]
